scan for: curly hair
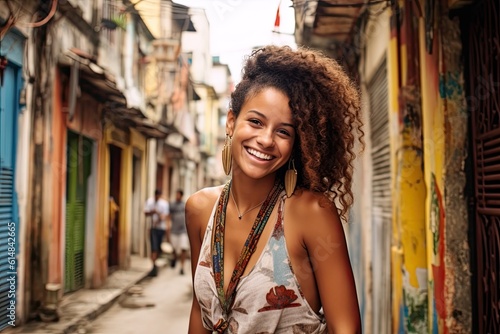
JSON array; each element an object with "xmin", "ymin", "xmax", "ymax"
[{"xmin": 229, "ymin": 45, "xmax": 363, "ymax": 220}]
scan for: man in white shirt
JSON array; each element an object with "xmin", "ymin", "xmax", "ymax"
[
  {"xmin": 169, "ymin": 189, "xmax": 189, "ymax": 275},
  {"xmin": 144, "ymin": 189, "xmax": 169, "ymax": 277}
]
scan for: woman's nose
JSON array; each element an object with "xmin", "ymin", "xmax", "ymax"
[{"xmin": 257, "ymin": 130, "xmax": 274, "ymax": 147}]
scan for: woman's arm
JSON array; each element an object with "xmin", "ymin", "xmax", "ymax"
[
  {"xmin": 302, "ymin": 196, "xmax": 362, "ymax": 333},
  {"xmin": 186, "ymin": 191, "xmax": 212, "ymax": 334}
]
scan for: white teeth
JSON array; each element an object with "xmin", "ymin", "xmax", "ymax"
[{"xmin": 247, "ymin": 148, "xmax": 272, "ymax": 160}]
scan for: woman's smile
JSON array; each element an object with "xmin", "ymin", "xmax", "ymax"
[{"xmin": 245, "ymin": 147, "xmax": 274, "ymax": 161}]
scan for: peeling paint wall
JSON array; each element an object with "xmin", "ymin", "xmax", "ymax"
[
  {"xmin": 440, "ymin": 14, "xmax": 471, "ymax": 334},
  {"xmin": 389, "ymin": 1, "xmax": 429, "ymax": 332},
  {"xmin": 418, "ymin": 1, "xmax": 471, "ymax": 333}
]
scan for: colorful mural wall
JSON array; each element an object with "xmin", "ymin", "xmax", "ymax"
[{"xmin": 391, "ymin": 0, "xmax": 472, "ymax": 333}]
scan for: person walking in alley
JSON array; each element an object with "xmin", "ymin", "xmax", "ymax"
[
  {"xmin": 144, "ymin": 189, "xmax": 170, "ymax": 277},
  {"xmin": 169, "ymin": 189, "xmax": 189, "ymax": 275},
  {"xmin": 186, "ymin": 45, "xmax": 363, "ymax": 333}
]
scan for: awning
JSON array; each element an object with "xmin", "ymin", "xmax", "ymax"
[
  {"xmin": 102, "ymin": 106, "xmax": 175, "ymax": 139},
  {"xmin": 192, "ymin": 82, "xmax": 217, "ymax": 99},
  {"xmin": 59, "ymin": 48, "xmax": 174, "ymax": 139},
  {"xmin": 293, "ymin": 0, "xmax": 367, "ymax": 50},
  {"xmin": 60, "ymin": 48, "xmax": 128, "ymax": 106},
  {"xmin": 132, "ymin": 116, "xmax": 172, "ymax": 139},
  {"xmin": 172, "ymin": 2, "xmax": 197, "ymax": 32},
  {"xmin": 175, "ymin": 17, "xmax": 196, "ymax": 32}
]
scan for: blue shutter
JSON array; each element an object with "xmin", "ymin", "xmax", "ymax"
[{"xmin": 0, "ymin": 60, "xmax": 21, "ymax": 330}]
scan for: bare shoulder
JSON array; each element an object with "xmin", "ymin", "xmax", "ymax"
[
  {"xmin": 286, "ymin": 190, "xmax": 339, "ymax": 222},
  {"xmin": 186, "ymin": 186, "xmax": 224, "ymax": 227},
  {"xmin": 186, "ymin": 186, "xmax": 223, "ymax": 211},
  {"xmin": 285, "ymin": 190, "xmax": 344, "ymax": 239}
]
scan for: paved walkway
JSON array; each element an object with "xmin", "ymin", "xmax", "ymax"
[
  {"xmin": 4, "ymin": 256, "xmax": 161, "ymax": 334},
  {"xmin": 80, "ymin": 259, "xmax": 192, "ymax": 334}
]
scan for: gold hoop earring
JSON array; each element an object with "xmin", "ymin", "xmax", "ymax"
[
  {"xmin": 284, "ymin": 158, "xmax": 297, "ymax": 197},
  {"xmin": 222, "ymin": 134, "xmax": 232, "ymax": 175}
]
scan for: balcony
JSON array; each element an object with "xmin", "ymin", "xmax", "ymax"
[{"xmin": 152, "ymin": 38, "xmax": 181, "ymax": 64}]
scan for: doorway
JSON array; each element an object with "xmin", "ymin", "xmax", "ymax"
[
  {"xmin": 108, "ymin": 144, "xmax": 122, "ymax": 269},
  {"xmin": 131, "ymin": 152, "xmax": 142, "ymax": 255}
]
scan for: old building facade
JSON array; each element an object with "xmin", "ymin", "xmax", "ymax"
[
  {"xmin": 294, "ymin": 0, "xmax": 498, "ymax": 333},
  {"xmin": 0, "ymin": 0, "xmax": 230, "ymax": 329}
]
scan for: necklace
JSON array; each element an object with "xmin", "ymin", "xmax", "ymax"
[
  {"xmin": 211, "ymin": 179, "xmax": 283, "ymax": 331},
  {"xmin": 230, "ymin": 189, "xmax": 266, "ymax": 219}
]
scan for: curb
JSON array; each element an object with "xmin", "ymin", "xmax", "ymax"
[
  {"xmin": 62, "ymin": 287, "xmax": 137, "ymax": 334},
  {"xmin": 63, "ymin": 270, "xmax": 157, "ymax": 334},
  {"xmin": 4, "ymin": 264, "xmax": 157, "ymax": 334}
]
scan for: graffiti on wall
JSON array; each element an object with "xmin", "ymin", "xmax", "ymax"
[{"xmin": 430, "ymin": 173, "xmax": 446, "ymax": 334}]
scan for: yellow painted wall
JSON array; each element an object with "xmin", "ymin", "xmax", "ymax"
[
  {"xmin": 387, "ymin": 24, "xmax": 404, "ymax": 334},
  {"xmin": 389, "ymin": 1, "xmax": 429, "ymax": 332},
  {"xmin": 419, "ymin": 14, "xmax": 445, "ymax": 334}
]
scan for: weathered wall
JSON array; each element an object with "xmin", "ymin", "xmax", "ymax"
[
  {"xmin": 389, "ymin": 1, "xmax": 428, "ymax": 332},
  {"xmin": 440, "ymin": 13, "xmax": 471, "ymax": 334},
  {"xmin": 47, "ymin": 69, "xmax": 67, "ymax": 287},
  {"xmin": 419, "ymin": 2, "xmax": 471, "ymax": 333}
]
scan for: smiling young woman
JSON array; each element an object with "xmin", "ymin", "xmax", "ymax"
[{"xmin": 186, "ymin": 45, "xmax": 364, "ymax": 334}]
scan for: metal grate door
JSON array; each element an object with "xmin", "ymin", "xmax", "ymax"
[{"xmin": 367, "ymin": 59, "xmax": 392, "ymax": 334}]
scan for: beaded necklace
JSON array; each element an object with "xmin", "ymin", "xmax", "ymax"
[{"xmin": 211, "ymin": 179, "xmax": 283, "ymax": 332}]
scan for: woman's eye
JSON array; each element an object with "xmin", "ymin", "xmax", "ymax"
[
  {"xmin": 249, "ymin": 119, "xmax": 261, "ymax": 125},
  {"xmin": 278, "ymin": 129, "xmax": 291, "ymax": 137}
]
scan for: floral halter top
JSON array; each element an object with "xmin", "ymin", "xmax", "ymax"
[{"xmin": 193, "ymin": 188, "xmax": 328, "ymax": 333}]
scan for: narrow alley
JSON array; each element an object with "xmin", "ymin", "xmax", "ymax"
[{"xmin": 1, "ymin": 0, "xmax": 498, "ymax": 333}]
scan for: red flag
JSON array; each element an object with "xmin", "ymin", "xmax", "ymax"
[{"xmin": 274, "ymin": 1, "xmax": 281, "ymax": 30}]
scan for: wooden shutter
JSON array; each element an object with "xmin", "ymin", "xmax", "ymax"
[{"xmin": 65, "ymin": 133, "xmax": 91, "ymax": 293}]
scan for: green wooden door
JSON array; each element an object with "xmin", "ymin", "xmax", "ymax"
[{"xmin": 65, "ymin": 132, "xmax": 92, "ymax": 293}]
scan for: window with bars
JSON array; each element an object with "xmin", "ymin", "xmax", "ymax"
[{"xmin": 465, "ymin": 0, "xmax": 500, "ymax": 333}]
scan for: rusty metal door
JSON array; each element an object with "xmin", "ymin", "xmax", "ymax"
[{"xmin": 464, "ymin": 0, "xmax": 500, "ymax": 333}]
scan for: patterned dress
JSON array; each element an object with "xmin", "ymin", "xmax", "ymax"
[{"xmin": 194, "ymin": 190, "xmax": 328, "ymax": 334}]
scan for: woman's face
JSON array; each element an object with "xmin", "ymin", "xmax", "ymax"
[{"xmin": 227, "ymin": 87, "xmax": 295, "ymax": 180}]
